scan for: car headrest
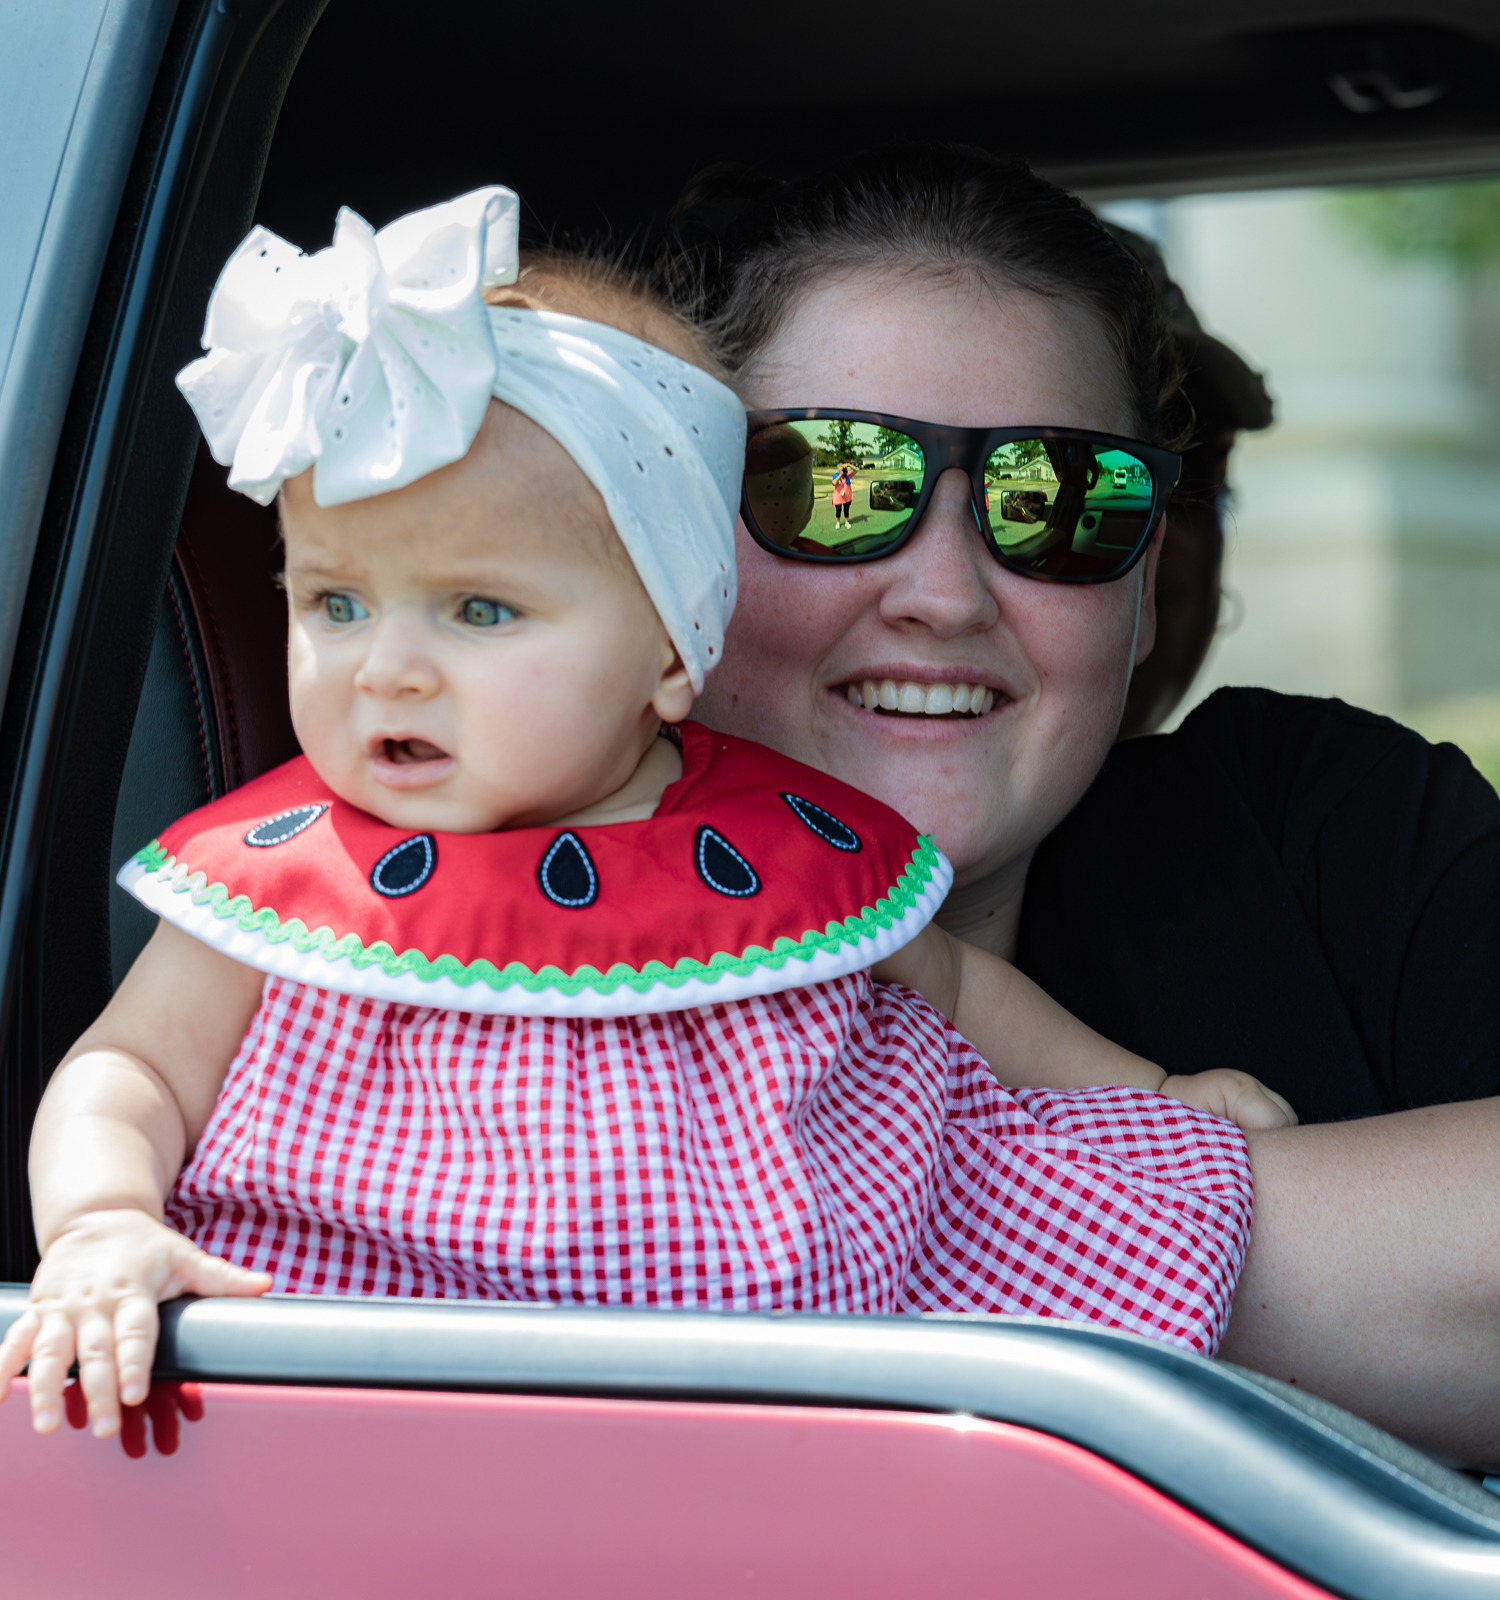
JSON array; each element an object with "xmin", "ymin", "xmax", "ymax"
[{"xmin": 174, "ymin": 443, "xmax": 300, "ymax": 789}]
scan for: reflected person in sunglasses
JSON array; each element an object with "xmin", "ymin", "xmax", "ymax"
[{"xmin": 664, "ymin": 143, "xmax": 1500, "ymax": 1466}]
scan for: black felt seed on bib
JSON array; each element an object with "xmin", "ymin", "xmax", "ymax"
[
  {"xmin": 781, "ymin": 793, "xmax": 862, "ymax": 852},
  {"xmin": 370, "ymin": 834, "xmax": 437, "ymax": 897},
  {"xmin": 538, "ymin": 830, "xmax": 599, "ymax": 908},
  {"xmin": 695, "ymin": 825, "xmax": 760, "ymax": 898},
  {"xmin": 245, "ymin": 804, "xmax": 328, "ymax": 848}
]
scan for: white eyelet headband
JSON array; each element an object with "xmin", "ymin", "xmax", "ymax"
[{"xmin": 175, "ymin": 186, "xmax": 745, "ymax": 691}]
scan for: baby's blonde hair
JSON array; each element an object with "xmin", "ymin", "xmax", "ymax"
[{"xmin": 484, "ymin": 252, "xmax": 725, "ymax": 376}]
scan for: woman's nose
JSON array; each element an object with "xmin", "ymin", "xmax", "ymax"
[
  {"xmin": 352, "ymin": 612, "xmax": 441, "ymax": 699},
  {"xmin": 876, "ymin": 467, "xmax": 1000, "ymax": 637}
]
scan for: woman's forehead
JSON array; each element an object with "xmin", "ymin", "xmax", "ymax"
[{"xmin": 745, "ymin": 269, "xmax": 1135, "ymax": 435}]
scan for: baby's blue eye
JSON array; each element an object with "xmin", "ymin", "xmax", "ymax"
[
  {"xmin": 461, "ymin": 597, "xmax": 515, "ymax": 627},
  {"xmin": 324, "ymin": 593, "xmax": 368, "ymax": 624}
]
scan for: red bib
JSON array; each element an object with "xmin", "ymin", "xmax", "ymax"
[{"xmin": 119, "ymin": 723, "xmax": 950, "ymax": 1017}]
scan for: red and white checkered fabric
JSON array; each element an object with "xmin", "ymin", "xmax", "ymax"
[{"xmin": 169, "ymin": 972, "xmax": 1253, "ymax": 1353}]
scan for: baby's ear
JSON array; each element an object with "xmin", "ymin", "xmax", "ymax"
[{"xmin": 652, "ymin": 646, "xmax": 696, "ymax": 725}]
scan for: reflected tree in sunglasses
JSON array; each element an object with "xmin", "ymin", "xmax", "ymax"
[{"xmin": 742, "ymin": 411, "xmax": 1182, "ymax": 583}]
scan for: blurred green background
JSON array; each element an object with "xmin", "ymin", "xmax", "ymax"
[{"xmin": 1104, "ymin": 178, "xmax": 1500, "ymax": 796}]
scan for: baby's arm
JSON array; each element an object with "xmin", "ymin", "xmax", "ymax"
[
  {"xmin": 0, "ymin": 922, "xmax": 270, "ymax": 1438},
  {"xmin": 874, "ymin": 925, "xmax": 1296, "ymax": 1130}
]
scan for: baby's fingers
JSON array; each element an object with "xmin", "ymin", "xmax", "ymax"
[
  {"xmin": 1260, "ymin": 1086, "xmax": 1298, "ymax": 1128},
  {"xmin": 0, "ymin": 1310, "xmax": 40, "ymax": 1402},
  {"xmin": 112, "ymin": 1294, "xmax": 160, "ymax": 1410},
  {"xmin": 24, "ymin": 1311, "xmax": 81, "ymax": 1434},
  {"xmin": 74, "ymin": 1307, "xmax": 126, "ymax": 1438},
  {"xmin": 1225, "ymin": 1086, "xmax": 1297, "ymax": 1131}
]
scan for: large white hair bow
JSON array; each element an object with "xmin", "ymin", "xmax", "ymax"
[
  {"xmin": 178, "ymin": 187, "xmax": 520, "ymax": 507},
  {"xmin": 176, "ymin": 186, "xmax": 746, "ymax": 691}
]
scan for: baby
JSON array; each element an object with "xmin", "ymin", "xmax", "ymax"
[{"xmin": 0, "ymin": 188, "xmax": 1290, "ymax": 1440}]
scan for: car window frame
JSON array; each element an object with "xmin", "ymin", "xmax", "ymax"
[{"xmin": 0, "ymin": 0, "xmax": 330, "ymax": 1279}]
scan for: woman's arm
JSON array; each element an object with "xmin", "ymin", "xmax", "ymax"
[
  {"xmin": 1223, "ymin": 1100, "xmax": 1500, "ymax": 1467},
  {"xmin": 0, "ymin": 922, "xmax": 270, "ymax": 1438},
  {"xmin": 894, "ymin": 927, "xmax": 1500, "ymax": 1460}
]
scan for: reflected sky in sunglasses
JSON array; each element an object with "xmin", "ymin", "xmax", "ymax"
[{"xmin": 744, "ymin": 420, "xmax": 1158, "ymax": 576}]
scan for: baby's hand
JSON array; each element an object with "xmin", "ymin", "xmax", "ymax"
[
  {"xmin": 1158, "ymin": 1070, "xmax": 1298, "ymax": 1131},
  {"xmin": 0, "ymin": 1209, "xmax": 270, "ymax": 1439}
]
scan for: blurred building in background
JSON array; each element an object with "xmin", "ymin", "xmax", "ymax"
[{"xmin": 1102, "ymin": 185, "xmax": 1500, "ymax": 787}]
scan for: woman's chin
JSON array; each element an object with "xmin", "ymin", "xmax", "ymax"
[
  {"xmin": 815, "ymin": 721, "xmax": 1003, "ymax": 860},
  {"xmin": 817, "ymin": 686, "xmax": 1114, "ymax": 880}
]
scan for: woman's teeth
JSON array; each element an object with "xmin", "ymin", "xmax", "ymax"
[{"xmin": 845, "ymin": 679, "xmax": 996, "ymax": 716}]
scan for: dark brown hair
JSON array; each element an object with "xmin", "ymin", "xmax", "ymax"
[{"xmin": 658, "ymin": 144, "xmax": 1187, "ymax": 446}]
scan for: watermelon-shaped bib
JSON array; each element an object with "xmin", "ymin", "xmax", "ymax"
[{"xmin": 118, "ymin": 723, "xmax": 952, "ymax": 1018}]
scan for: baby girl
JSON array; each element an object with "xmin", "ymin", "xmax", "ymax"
[{"xmin": 0, "ymin": 187, "xmax": 1289, "ymax": 1440}]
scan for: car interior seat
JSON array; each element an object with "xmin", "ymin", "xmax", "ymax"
[{"xmin": 109, "ymin": 445, "xmax": 297, "ymax": 985}]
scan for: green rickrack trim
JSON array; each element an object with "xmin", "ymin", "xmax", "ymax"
[{"xmin": 129, "ymin": 835, "xmax": 944, "ymax": 998}]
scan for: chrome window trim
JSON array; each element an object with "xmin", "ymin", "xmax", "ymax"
[{"xmin": 1, "ymin": 1290, "xmax": 1492, "ymax": 1600}]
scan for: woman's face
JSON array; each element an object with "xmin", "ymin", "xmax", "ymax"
[{"xmin": 696, "ymin": 270, "xmax": 1161, "ymax": 893}]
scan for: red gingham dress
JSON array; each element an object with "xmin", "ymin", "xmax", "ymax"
[{"xmin": 168, "ymin": 969, "xmax": 1254, "ymax": 1354}]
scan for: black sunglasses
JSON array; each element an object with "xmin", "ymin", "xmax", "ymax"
[{"xmin": 742, "ymin": 411, "xmax": 1182, "ymax": 584}]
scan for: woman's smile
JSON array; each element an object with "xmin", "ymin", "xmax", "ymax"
[{"xmin": 839, "ymin": 674, "xmax": 1003, "ymax": 718}]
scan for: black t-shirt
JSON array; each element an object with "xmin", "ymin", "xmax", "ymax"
[{"xmin": 1016, "ymin": 688, "xmax": 1500, "ymax": 1124}]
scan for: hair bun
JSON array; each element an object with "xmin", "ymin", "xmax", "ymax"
[
  {"xmin": 666, "ymin": 164, "xmax": 784, "ymax": 241},
  {"xmin": 658, "ymin": 165, "xmax": 787, "ymax": 318}
]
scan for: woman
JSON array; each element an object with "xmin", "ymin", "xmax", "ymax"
[
  {"xmin": 831, "ymin": 461, "xmax": 854, "ymax": 525},
  {"xmin": 662, "ymin": 145, "xmax": 1500, "ymax": 1465}
]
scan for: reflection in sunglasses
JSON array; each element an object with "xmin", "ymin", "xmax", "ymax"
[
  {"xmin": 744, "ymin": 415, "xmax": 1172, "ymax": 581},
  {"xmin": 743, "ymin": 425, "xmax": 815, "ymax": 547},
  {"xmin": 745, "ymin": 422, "xmax": 936, "ymax": 557},
  {"xmin": 998, "ymin": 490, "xmax": 1047, "ymax": 524},
  {"xmin": 869, "ymin": 480, "xmax": 918, "ymax": 512},
  {"xmin": 987, "ymin": 446, "xmax": 1155, "ymax": 563}
]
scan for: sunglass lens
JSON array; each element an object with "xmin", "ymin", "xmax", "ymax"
[
  {"xmin": 983, "ymin": 439, "xmax": 1155, "ymax": 577},
  {"xmin": 745, "ymin": 422, "xmax": 924, "ymax": 558}
]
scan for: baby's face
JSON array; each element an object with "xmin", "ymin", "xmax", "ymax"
[{"xmin": 282, "ymin": 401, "xmax": 685, "ymax": 833}]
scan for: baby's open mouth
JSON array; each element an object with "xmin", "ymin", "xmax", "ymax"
[
  {"xmin": 378, "ymin": 737, "xmax": 449, "ymax": 765},
  {"xmin": 842, "ymin": 679, "xmax": 997, "ymax": 717}
]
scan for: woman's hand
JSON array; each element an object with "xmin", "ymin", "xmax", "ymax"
[
  {"xmin": 0, "ymin": 1208, "xmax": 269, "ymax": 1438},
  {"xmin": 1158, "ymin": 1070, "xmax": 1298, "ymax": 1131}
]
